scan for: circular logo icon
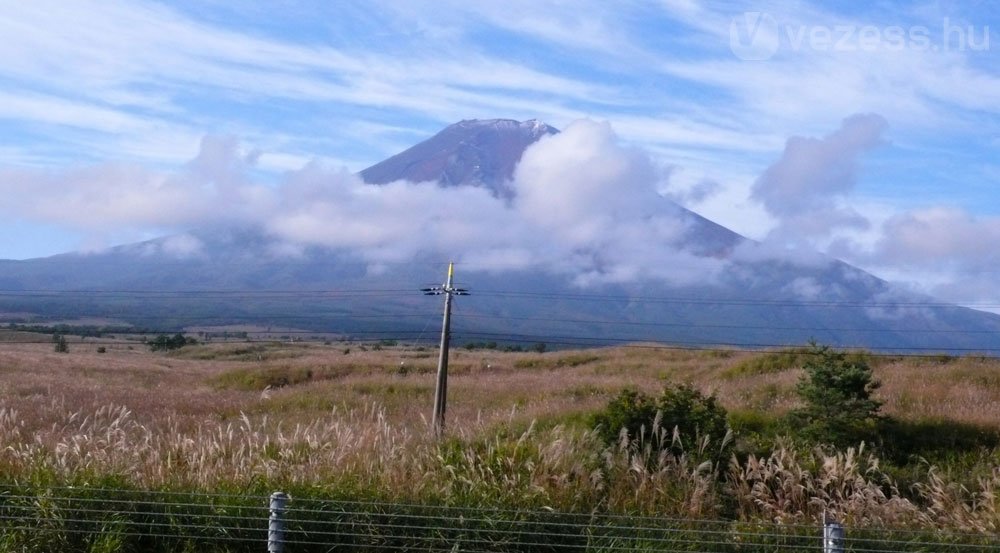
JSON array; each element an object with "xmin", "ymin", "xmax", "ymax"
[{"xmin": 730, "ymin": 12, "xmax": 780, "ymax": 61}]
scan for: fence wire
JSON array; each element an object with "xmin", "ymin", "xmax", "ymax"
[{"xmin": 0, "ymin": 486, "xmax": 998, "ymax": 553}]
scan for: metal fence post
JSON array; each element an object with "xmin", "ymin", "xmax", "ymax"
[
  {"xmin": 268, "ymin": 492, "xmax": 290, "ymax": 553},
  {"xmin": 823, "ymin": 516, "xmax": 845, "ymax": 553}
]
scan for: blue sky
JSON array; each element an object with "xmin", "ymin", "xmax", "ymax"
[{"xmin": 0, "ymin": 1, "xmax": 998, "ymax": 304}]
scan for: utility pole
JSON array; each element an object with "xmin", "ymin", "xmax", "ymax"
[{"xmin": 422, "ymin": 262, "xmax": 468, "ymax": 437}]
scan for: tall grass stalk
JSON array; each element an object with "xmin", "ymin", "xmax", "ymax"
[{"xmin": 1, "ymin": 403, "xmax": 998, "ymax": 532}]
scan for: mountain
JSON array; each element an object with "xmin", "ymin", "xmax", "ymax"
[
  {"xmin": 360, "ymin": 119, "xmax": 558, "ymax": 197},
  {"xmin": 3, "ymin": 118, "xmax": 1000, "ymax": 353}
]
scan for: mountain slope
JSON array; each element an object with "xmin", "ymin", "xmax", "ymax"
[
  {"xmin": 360, "ymin": 119, "xmax": 557, "ymax": 196},
  {"xmin": 2, "ymin": 119, "xmax": 1000, "ymax": 353}
]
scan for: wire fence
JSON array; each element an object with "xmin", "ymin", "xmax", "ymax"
[{"xmin": 1, "ymin": 486, "xmax": 999, "ymax": 552}]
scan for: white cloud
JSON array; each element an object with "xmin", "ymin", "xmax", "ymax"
[
  {"xmin": 267, "ymin": 120, "xmax": 728, "ymax": 285},
  {"xmin": 750, "ymin": 113, "xmax": 887, "ymax": 247},
  {"xmin": 158, "ymin": 234, "xmax": 205, "ymax": 258},
  {"xmin": 0, "ymin": 120, "xmax": 730, "ymax": 287},
  {"xmin": 874, "ymin": 207, "xmax": 1000, "ymax": 267},
  {"xmin": 835, "ymin": 207, "xmax": 1000, "ymax": 305},
  {"xmin": 511, "ymin": 120, "xmax": 727, "ymax": 285},
  {"xmin": 783, "ymin": 277, "xmax": 824, "ymax": 300},
  {"xmin": 0, "ymin": 134, "xmax": 273, "ymax": 249}
]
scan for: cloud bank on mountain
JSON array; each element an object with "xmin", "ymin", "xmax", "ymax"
[
  {"xmin": 3, "ymin": 114, "xmax": 999, "ymax": 304},
  {"xmin": 0, "ymin": 120, "xmax": 728, "ymax": 287}
]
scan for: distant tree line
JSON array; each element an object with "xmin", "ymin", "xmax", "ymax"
[
  {"xmin": 147, "ymin": 333, "xmax": 198, "ymax": 352},
  {"xmin": 7, "ymin": 322, "xmax": 148, "ymax": 338},
  {"xmin": 463, "ymin": 341, "xmax": 547, "ymax": 353},
  {"xmin": 198, "ymin": 330, "xmax": 249, "ymax": 341}
]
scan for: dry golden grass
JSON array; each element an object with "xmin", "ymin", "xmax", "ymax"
[
  {"xmin": 4, "ymin": 338, "xmax": 1000, "ymax": 436},
  {"xmin": 2, "ymin": 336, "xmax": 1000, "ymax": 528},
  {"xmin": 876, "ymin": 356, "xmax": 1000, "ymax": 425}
]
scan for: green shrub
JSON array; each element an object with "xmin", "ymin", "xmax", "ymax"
[
  {"xmin": 727, "ymin": 409, "xmax": 791, "ymax": 459},
  {"xmin": 591, "ymin": 389, "xmax": 656, "ymax": 443},
  {"xmin": 591, "ymin": 384, "xmax": 730, "ymax": 464}
]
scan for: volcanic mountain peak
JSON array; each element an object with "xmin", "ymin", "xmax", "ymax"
[
  {"xmin": 452, "ymin": 118, "xmax": 557, "ymax": 138},
  {"xmin": 359, "ymin": 118, "xmax": 558, "ymax": 194}
]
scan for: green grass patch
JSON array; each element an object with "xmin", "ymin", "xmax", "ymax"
[
  {"xmin": 723, "ymin": 348, "xmax": 875, "ymax": 379},
  {"xmin": 351, "ymin": 382, "xmax": 432, "ymax": 398},
  {"xmin": 877, "ymin": 417, "xmax": 1000, "ymax": 463},
  {"xmin": 514, "ymin": 353, "xmax": 601, "ymax": 370},
  {"xmin": 0, "ymin": 330, "xmax": 48, "ymax": 343},
  {"xmin": 562, "ymin": 383, "xmax": 609, "ymax": 400},
  {"xmin": 212, "ymin": 364, "xmax": 352, "ymax": 390},
  {"xmin": 722, "ymin": 348, "xmax": 809, "ymax": 378},
  {"xmin": 175, "ymin": 343, "xmax": 308, "ymax": 361},
  {"xmin": 526, "ymin": 410, "xmax": 594, "ymax": 433}
]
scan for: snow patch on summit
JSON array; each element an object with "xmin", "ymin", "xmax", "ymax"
[{"xmin": 457, "ymin": 118, "xmax": 557, "ymax": 137}]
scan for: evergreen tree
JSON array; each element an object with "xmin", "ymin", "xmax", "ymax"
[
  {"xmin": 53, "ymin": 333, "xmax": 69, "ymax": 353},
  {"xmin": 793, "ymin": 343, "xmax": 882, "ymax": 446}
]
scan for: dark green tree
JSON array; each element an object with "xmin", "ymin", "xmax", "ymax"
[
  {"xmin": 53, "ymin": 333, "xmax": 68, "ymax": 353},
  {"xmin": 792, "ymin": 343, "xmax": 882, "ymax": 447},
  {"xmin": 148, "ymin": 333, "xmax": 194, "ymax": 352}
]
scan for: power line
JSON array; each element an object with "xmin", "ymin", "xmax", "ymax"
[
  {"xmin": 446, "ymin": 331, "xmax": 1000, "ymax": 354},
  {"xmin": 451, "ymin": 312, "xmax": 1000, "ymax": 335},
  {"xmin": 3, "ymin": 286, "xmax": 1000, "ymax": 353},
  {"xmin": 8, "ymin": 309, "xmax": 1000, "ymax": 335},
  {"xmin": 2, "ymin": 315, "xmax": 999, "ymax": 350},
  {"xmin": 2, "ymin": 287, "xmax": 1000, "ymax": 309},
  {"xmin": 475, "ymin": 289, "xmax": 1000, "ymax": 309},
  {"xmin": 4, "ymin": 334, "xmax": 996, "ymax": 357},
  {"xmin": 0, "ymin": 288, "xmax": 416, "ymax": 298}
]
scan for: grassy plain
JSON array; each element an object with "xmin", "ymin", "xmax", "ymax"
[
  {"xmin": 4, "ymin": 336, "xmax": 1000, "ymax": 433},
  {"xmin": 1, "ymin": 332, "xmax": 999, "ymax": 533}
]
